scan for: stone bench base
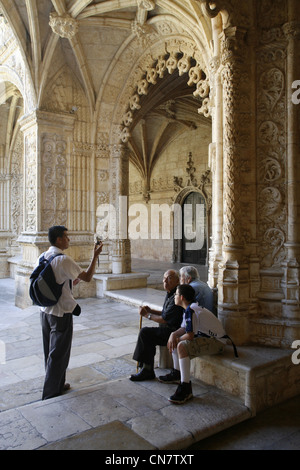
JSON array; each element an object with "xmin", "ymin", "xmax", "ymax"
[{"xmin": 94, "ymin": 272, "xmax": 149, "ymax": 297}]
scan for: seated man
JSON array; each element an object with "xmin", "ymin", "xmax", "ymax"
[
  {"xmin": 159, "ymin": 284, "xmax": 228, "ymax": 404},
  {"xmin": 179, "ymin": 266, "xmax": 214, "ymax": 312},
  {"xmin": 130, "ymin": 270, "xmax": 184, "ymax": 382}
]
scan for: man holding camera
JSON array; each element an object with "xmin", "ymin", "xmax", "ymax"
[{"xmin": 39, "ymin": 225, "xmax": 103, "ymax": 400}]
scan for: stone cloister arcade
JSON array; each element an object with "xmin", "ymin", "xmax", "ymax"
[{"xmin": 0, "ymin": 0, "xmax": 299, "ymax": 352}]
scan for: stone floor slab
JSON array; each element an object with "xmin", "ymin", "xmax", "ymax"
[
  {"xmin": 19, "ymin": 400, "xmax": 92, "ymax": 443},
  {"xmin": 39, "ymin": 420, "xmax": 156, "ymax": 450},
  {"xmin": 0, "ymin": 408, "xmax": 47, "ymax": 450}
]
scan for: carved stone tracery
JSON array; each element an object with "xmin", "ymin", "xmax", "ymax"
[
  {"xmin": 41, "ymin": 134, "xmax": 67, "ymax": 230},
  {"xmin": 119, "ymin": 40, "xmax": 211, "ymax": 143},
  {"xmin": 256, "ymin": 21, "xmax": 287, "ymax": 269}
]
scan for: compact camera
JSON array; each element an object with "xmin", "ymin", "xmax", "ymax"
[{"xmin": 95, "ymin": 236, "xmax": 102, "ymax": 245}]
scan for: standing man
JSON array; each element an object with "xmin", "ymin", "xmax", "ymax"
[
  {"xmin": 130, "ymin": 270, "xmax": 184, "ymax": 381},
  {"xmin": 39, "ymin": 226, "xmax": 103, "ymax": 400}
]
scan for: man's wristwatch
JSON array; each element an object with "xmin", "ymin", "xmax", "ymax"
[{"xmin": 148, "ymin": 313, "xmax": 151, "ymax": 320}]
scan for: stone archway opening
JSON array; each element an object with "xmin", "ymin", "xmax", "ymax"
[
  {"xmin": 0, "ymin": 81, "xmax": 24, "ymax": 277},
  {"xmin": 125, "ymin": 57, "xmax": 212, "ymax": 263}
]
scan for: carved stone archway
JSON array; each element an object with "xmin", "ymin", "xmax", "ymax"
[
  {"xmin": 96, "ymin": 21, "xmax": 213, "ymax": 273},
  {"xmin": 118, "ymin": 40, "xmax": 211, "ymax": 145}
]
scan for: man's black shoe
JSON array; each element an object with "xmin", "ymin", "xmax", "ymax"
[
  {"xmin": 157, "ymin": 368, "xmax": 180, "ymax": 384},
  {"xmin": 129, "ymin": 368, "xmax": 155, "ymax": 381}
]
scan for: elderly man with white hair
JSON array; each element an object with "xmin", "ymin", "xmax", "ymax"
[{"xmin": 179, "ymin": 266, "xmax": 214, "ymax": 312}]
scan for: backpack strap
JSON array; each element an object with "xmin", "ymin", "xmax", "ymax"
[
  {"xmin": 46, "ymin": 253, "xmax": 64, "ymax": 263},
  {"xmin": 44, "ymin": 253, "xmax": 72, "ymax": 289},
  {"xmin": 221, "ymin": 335, "xmax": 239, "ymax": 358}
]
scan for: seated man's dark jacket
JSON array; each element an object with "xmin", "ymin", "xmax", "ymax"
[{"xmin": 160, "ymin": 287, "xmax": 184, "ymax": 330}]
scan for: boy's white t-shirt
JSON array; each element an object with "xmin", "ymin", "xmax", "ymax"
[{"xmin": 181, "ymin": 302, "xmax": 227, "ymax": 344}]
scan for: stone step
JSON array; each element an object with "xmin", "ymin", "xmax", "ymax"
[{"xmin": 0, "ymin": 374, "xmax": 251, "ymax": 450}]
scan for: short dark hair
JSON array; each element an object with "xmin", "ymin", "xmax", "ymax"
[
  {"xmin": 176, "ymin": 284, "xmax": 195, "ymax": 302},
  {"xmin": 48, "ymin": 225, "xmax": 68, "ymax": 246}
]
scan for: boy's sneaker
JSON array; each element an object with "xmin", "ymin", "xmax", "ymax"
[
  {"xmin": 158, "ymin": 368, "xmax": 180, "ymax": 384},
  {"xmin": 169, "ymin": 381, "xmax": 193, "ymax": 404}
]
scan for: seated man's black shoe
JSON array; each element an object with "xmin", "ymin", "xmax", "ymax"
[{"xmin": 130, "ymin": 367, "xmax": 155, "ymax": 381}]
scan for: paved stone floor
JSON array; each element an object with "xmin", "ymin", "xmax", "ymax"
[{"xmin": 0, "ymin": 260, "xmax": 299, "ymax": 451}]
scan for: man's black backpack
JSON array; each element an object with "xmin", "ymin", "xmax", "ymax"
[{"xmin": 29, "ymin": 254, "xmax": 65, "ymax": 307}]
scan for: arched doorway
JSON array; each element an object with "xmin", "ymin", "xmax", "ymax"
[{"xmin": 182, "ymin": 191, "xmax": 207, "ymax": 265}]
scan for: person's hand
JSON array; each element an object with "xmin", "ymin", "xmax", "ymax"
[
  {"xmin": 167, "ymin": 332, "xmax": 178, "ymax": 353},
  {"xmin": 73, "ymin": 278, "xmax": 80, "ymax": 286},
  {"xmin": 139, "ymin": 305, "xmax": 150, "ymax": 317},
  {"xmin": 94, "ymin": 241, "xmax": 103, "ymax": 257}
]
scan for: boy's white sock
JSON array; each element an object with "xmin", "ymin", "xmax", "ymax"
[
  {"xmin": 172, "ymin": 349, "xmax": 180, "ymax": 371},
  {"xmin": 179, "ymin": 356, "xmax": 191, "ymax": 383}
]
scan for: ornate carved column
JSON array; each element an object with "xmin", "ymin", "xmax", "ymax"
[
  {"xmin": 208, "ymin": 16, "xmax": 224, "ymax": 289},
  {"xmin": 281, "ymin": 0, "xmax": 300, "ymax": 337},
  {"xmin": 196, "ymin": 0, "xmax": 255, "ymax": 343},
  {"xmin": 110, "ymin": 144, "xmax": 131, "ymax": 274},
  {"xmin": 217, "ymin": 25, "xmax": 252, "ymax": 344},
  {"xmin": 19, "ymin": 110, "xmax": 75, "ymax": 231},
  {"xmin": 15, "ymin": 110, "xmax": 98, "ymax": 307}
]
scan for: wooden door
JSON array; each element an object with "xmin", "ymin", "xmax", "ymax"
[{"xmin": 181, "ymin": 192, "xmax": 207, "ymax": 264}]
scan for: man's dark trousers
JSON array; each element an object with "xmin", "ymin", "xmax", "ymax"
[
  {"xmin": 132, "ymin": 325, "xmax": 173, "ymax": 367},
  {"xmin": 40, "ymin": 311, "xmax": 73, "ymax": 400}
]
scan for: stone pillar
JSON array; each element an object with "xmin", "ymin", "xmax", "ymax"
[
  {"xmin": 110, "ymin": 144, "xmax": 131, "ymax": 274},
  {"xmin": 208, "ymin": 16, "xmax": 224, "ymax": 290},
  {"xmin": 217, "ymin": 26, "xmax": 251, "ymax": 344},
  {"xmin": 281, "ymin": 0, "xmax": 300, "ymax": 343},
  {"xmin": 0, "ymin": 171, "xmax": 11, "ymax": 278},
  {"xmin": 15, "ymin": 110, "xmax": 95, "ymax": 307}
]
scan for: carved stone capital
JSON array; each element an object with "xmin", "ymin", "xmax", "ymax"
[
  {"xmin": 220, "ymin": 26, "xmax": 248, "ymax": 66},
  {"xmin": 283, "ymin": 21, "xmax": 300, "ymax": 40},
  {"xmin": 49, "ymin": 12, "xmax": 78, "ymax": 39}
]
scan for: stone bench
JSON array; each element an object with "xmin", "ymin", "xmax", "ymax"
[
  {"xmin": 189, "ymin": 344, "xmax": 299, "ymax": 415},
  {"xmin": 94, "ymin": 272, "xmax": 150, "ymax": 297}
]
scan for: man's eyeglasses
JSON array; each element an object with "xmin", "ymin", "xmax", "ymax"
[{"xmin": 163, "ymin": 275, "xmax": 174, "ymax": 281}]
